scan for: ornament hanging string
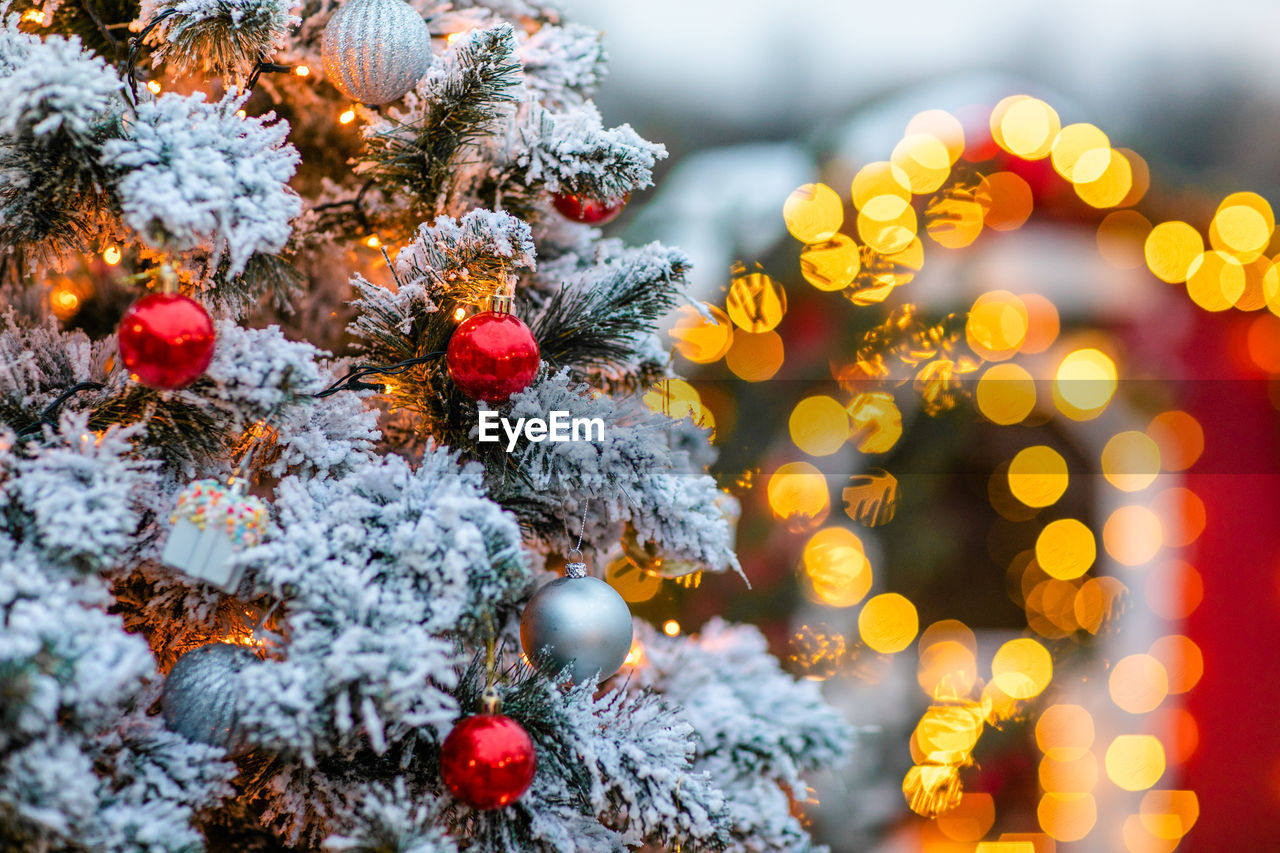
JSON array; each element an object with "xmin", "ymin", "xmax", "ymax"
[{"xmin": 565, "ymin": 500, "xmax": 589, "ymax": 579}]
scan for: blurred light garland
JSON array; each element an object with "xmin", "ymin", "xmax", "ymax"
[{"xmin": 664, "ymin": 94, "xmax": 1236, "ymax": 849}]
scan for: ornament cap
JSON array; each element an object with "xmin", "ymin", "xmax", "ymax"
[
  {"xmin": 489, "ymin": 292, "xmax": 514, "ymax": 315},
  {"xmin": 480, "ymin": 686, "xmax": 502, "ymax": 715}
]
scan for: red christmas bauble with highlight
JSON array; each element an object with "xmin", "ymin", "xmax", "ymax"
[
  {"xmin": 446, "ymin": 311, "xmax": 540, "ymax": 403},
  {"xmin": 440, "ymin": 714, "xmax": 536, "ymax": 810},
  {"xmin": 117, "ymin": 293, "xmax": 216, "ymax": 390},
  {"xmin": 552, "ymin": 191, "xmax": 629, "ymax": 225}
]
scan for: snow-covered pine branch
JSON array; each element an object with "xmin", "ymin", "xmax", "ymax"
[
  {"xmin": 102, "ymin": 91, "xmax": 300, "ymax": 285},
  {"xmin": 0, "ymin": 23, "xmax": 125, "ymax": 264},
  {"xmin": 137, "ymin": 0, "xmax": 301, "ymax": 79},
  {"xmin": 633, "ymin": 619, "xmax": 856, "ymax": 852},
  {"xmin": 516, "ymin": 22, "xmax": 606, "ymax": 111},
  {"xmin": 493, "ymin": 372, "xmax": 741, "ymax": 574}
]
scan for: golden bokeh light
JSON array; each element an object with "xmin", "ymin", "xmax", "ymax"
[
  {"xmin": 1186, "ymin": 250, "xmax": 1246, "ymax": 312},
  {"xmin": 1246, "ymin": 312, "xmax": 1280, "ymax": 371},
  {"xmin": 102, "ymin": 245, "xmax": 122, "ymax": 265},
  {"xmin": 906, "ymin": 109, "xmax": 966, "ymax": 165},
  {"xmin": 605, "ymin": 556, "xmax": 663, "ymax": 603},
  {"xmin": 725, "ymin": 330, "xmax": 784, "ymax": 381},
  {"xmin": 801, "ymin": 234, "xmax": 861, "ymax": 291},
  {"xmin": 1051, "ymin": 122, "xmax": 1110, "ymax": 181},
  {"xmin": 1098, "ymin": 210, "xmax": 1153, "ymax": 270},
  {"xmin": 977, "ymin": 363, "xmax": 1037, "ymax": 425},
  {"xmin": 997, "ymin": 97, "xmax": 1059, "ymax": 160},
  {"xmin": 1140, "ymin": 790, "xmax": 1200, "ymax": 841},
  {"xmin": 1105, "ymin": 735, "xmax": 1166, "ymax": 791},
  {"xmin": 851, "ymin": 160, "xmax": 912, "ymax": 210},
  {"xmin": 1148, "ymin": 634, "xmax": 1203, "ymax": 695},
  {"xmin": 977, "ymin": 171, "xmax": 1034, "ymax": 231},
  {"xmin": 1036, "ymin": 704, "xmax": 1095, "ymax": 761},
  {"xmin": 1054, "ymin": 348, "xmax": 1117, "ymax": 417},
  {"xmin": 857, "ymin": 204, "xmax": 918, "ymax": 255},
  {"xmin": 1018, "ymin": 292, "xmax": 1060, "ymax": 354},
  {"xmin": 917, "ymin": 639, "xmax": 978, "ymax": 698},
  {"xmin": 936, "ymin": 792, "xmax": 995, "ymax": 842},
  {"xmin": 1210, "ymin": 192, "xmax": 1274, "ymax": 259},
  {"xmin": 903, "ymin": 763, "xmax": 962, "ymax": 817},
  {"xmin": 1101, "ymin": 430, "xmax": 1162, "ymax": 492},
  {"xmin": 846, "ymin": 391, "xmax": 903, "ymax": 454},
  {"xmin": 670, "ymin": 303, "xmax": 733, "ymax": 363},
  {"xmin": 663, "ymin": 620, "xmax": 680, "ymax": 637},
  {"xmin": 1109, "ymin": 653, "xmax": 1170, "ymax": 714},
  {"xmin": 802, "ymin": 526, "xmax": 872, "ymax": 607},
  {"xmin": 892, "ymin": 133, "xmax": 952, "ymax": 194},
  {"xmin": 783, "ymin": 182, "xmax": 843, "ymax": 243},
  {"xmin": 1074, "ymin": 148, "xmax": 1133, "ymax": 208},
  {"xmin": 1144, "ymin": 221, "xmax": 1203, "ymax": 284},
  {"xmin": 967, "ymin": 290, "xmax": 1029, "ymax": 361},
  {"xmin": 1040, "ymin": 754, "xmax": 1099, "ymax": 794},
  {"xmin": 859, "ymin": 592, "xmax": 919, "ymax": 654},
  {"xmin": 1074, "ymin": 575, "xmax": 1127, "ymax": 634},
  {"xmin": 991, "ymin": 637, "xmax": 1053, "ymax": 699},
  {"xmin": 339, "ymin": 109, "xmax": 356, "ymax": 124},
  {"xmin": 1103, "ymin": 505, "xmax": 1164, "ymax": 566},
  {"xmin": 790, "ymin": 395, "xmax": 851, "ymax": 456},
  {"xmin": 1146, "ymin": 410, "xmax": 1204, "ymax": 472},
  {"xmin": 726, "ymin": 269, "xmax": 787, "ymax": 332},
  {"xmin": 1026, "ymin": 577, "xmax": 1082, "ymax": 638},
  {"xmin": 1122, "ymin": 815, "xmax": 1180, "ymax": 853},
  {"xmin": 926, "ymin": 195, "xmax": 984, "ymax": 249},
  {"xmin": 49, "ymin": 286, "xmax": 80, "ymax": 319},
  {"xmin": 1037, "ymin": 793, "xmax": 1097, "ymax": 842},
  {"xmin": 1035, "ymin": 518, "xmax": 1096, "ymax": 580},
  {"xmin": 912, "ymin": 703, "xmax": 983, "ymax": 764},
  {"xmin": 1008, "ymin": 446, "xmax": 1069, "ymax": 508},
  {"xmin": 767, "ymin": 461, "xmax": 830, "ymax": 527},
  {"xmin": 1118, "ymin": 147, "xmax": 1151, "ymax": 207}
]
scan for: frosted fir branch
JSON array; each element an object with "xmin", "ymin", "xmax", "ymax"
[
  {"xmin": 359, "ymin": 24, "xmax": 521, "ymax": 215},
  {"xmin": 102, "ymin": 91, "xmax": 300, "ymax": 279},
  {"xmin": 632, "ymin": 619, "xmax": 855, "ymax": 852},
  {"xmin": 0, "ymin": 24, "xmax": 125, "ymax": 263},
  {"xmin": 529, "ymin": 240, "xmax": 688, "ymax": 381},
  {"xmin": 395, "ymin": 209, "xmax": 537, "ymax": 304},
  {"xmin": 0, "ymin": 314, "xmax": 101, "ymax": 428},
  {"xmin": 492, "ymin": 373, "xmax": 740, "ymax": 575},
  {"xmin": 324, "ymin": 780, "xmax": 457, "ymax": 853},
  {"xmin": 138, "ymin": 0, "xmax": 301, "ymax": 79},
  {"xmin": 516, "ymin": 22, "xmax": 606, "ymax": 110},
  {"xmin": 516, "ymin": 101, "xmax": 665, "ymax": 201},
  {"xmin": 4, "ymin": 415, "xmax": 155, "ymax": 575}
]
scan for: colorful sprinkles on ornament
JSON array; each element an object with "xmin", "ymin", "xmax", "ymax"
[{"xmin": 171, "ymin": 479, "xmax": 267, "ymax": 547}]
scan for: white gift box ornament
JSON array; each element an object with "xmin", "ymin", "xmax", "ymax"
[{"xmin": 161, "ymin": 480, "xmax": 267, "ymax": 592}]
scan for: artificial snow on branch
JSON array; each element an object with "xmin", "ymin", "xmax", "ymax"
[
  {"xmin": 137, "ymin": 0, "xmax": 301, "ymax": 79},
  {"xmin": 102, "ymin": 91, "xmax": 300, "ymax": 281},
  {"xmin": 517, "ymin": 101, "xmax": 665, "ymax": 201},
  {"xmin": 0, "ymin": 23, "xmax": 126, "ymax": 264},
  {"xmin": 516, "ymin": 22, "xmax": 606, "ymax": 111}
]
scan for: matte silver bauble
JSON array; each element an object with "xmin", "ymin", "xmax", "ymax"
[
  {"xmin": 161, "ymin": 643, "xmax": 256, "ymax": 752},
  {"xmin": 520, "ymin": 576, "xmax": 633, "ymax": 683},
  {"xmin": 321, "ymin": 0, "xmax": 432, "ymax": 105}
]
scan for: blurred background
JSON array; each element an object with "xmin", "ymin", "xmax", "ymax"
[{"xmin": 563, "ymin": 1, "xmax": 1280, "ymax": 850}]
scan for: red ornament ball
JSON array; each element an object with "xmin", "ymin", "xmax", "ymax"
[
  {"xmin": 446, "ymin": 311, "xmax": 540, "ymax": 403},
  {"xmin": 552, "ymin": 191, "xmax": 629, "ymax": 225},
  {"xmin": 117, "ymin": 293, "xmax": 216, "ymax": 390},
  {"xmin": 440, "ymin": 714, "xmax": 536, "ymax": 810}
]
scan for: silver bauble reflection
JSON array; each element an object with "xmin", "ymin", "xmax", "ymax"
[
  {"xmin": 161, "ymin": 643, "xmax": 256, "ymax": 752},
  {"xmin": 321, "ymin": 0, "xmax": 432, "ymax": 105},
  {"xmin": 520, "ymin": 576, "xmax": 633, "ymax": 683}
]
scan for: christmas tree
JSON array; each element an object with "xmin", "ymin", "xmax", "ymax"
[{"xmin": 0, "ymin": 0, "xmax": 852, "ymax": 850}]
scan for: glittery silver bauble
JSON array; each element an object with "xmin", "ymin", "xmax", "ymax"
[
  {"xmin": 161, "ymin": 643, "xmax": 257, "ymax": 752},
  {"xmin": 321, "ymin": 0, "xmax": 432, "ymax": 105},
  {"xmin": 520, "ymin": 576, "xmax": 633, "ymax": 683}
]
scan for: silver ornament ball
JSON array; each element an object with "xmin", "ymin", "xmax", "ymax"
[
  {"xmin": 161, "ymin": 643, "xmax": 257, "ymax": 752},
  {"xmin": 321, "ymin": 0, "xmax": 433, "ymax": 105},
  {"xmin": 521, "ymin": 575, "xmax": 633, "ymax": 683}
]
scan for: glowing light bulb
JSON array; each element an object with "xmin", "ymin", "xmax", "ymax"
[
  {"xmin": 453, "ymin": 307, "xmax": 467, "ymax": 321},
  {"xmin": 339, "ymin": 109, "xmax": 356, "ymax": 125},
  {"xmin": 235, "ymin": 109, "xmax": 246, "ymax": 119},
  {"xmin": 294, "ymin": 65, "xmax": 310, "ymax": 77},
  {"xmin": 21, "ymin": 9, "xmax": 44, "ymax": 23},
  {"xmin": 146, "ymin": 80, "xmax": 162, "ymax": 94},
  {"xmin": 663, "ymin": 620, "xmax": 680, "ymax": 637},
  {"xmin": 102, "ymin": 246, "xmax": 122, "ymax": 265},
  {"xmin": 365, "ymin": 235, "xmax": 381, "ymax": 249}
]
